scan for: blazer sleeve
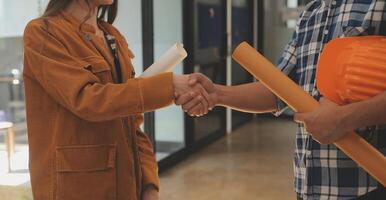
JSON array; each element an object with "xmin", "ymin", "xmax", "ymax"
[{"xmin": 23, "ymin": 20, "xmax": 174, "ymax": 122}]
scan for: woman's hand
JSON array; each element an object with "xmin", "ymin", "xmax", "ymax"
[
  {"xmin": 142, "ymin": 186, "xmax": 159, "ymax": 200},
  {"xmin": 176, "ymin": 92, "xmax": 218, "ymax": 117},
  {"xmin": 175, "ymin": 73, "xmax": 218, "ymax": 117}
]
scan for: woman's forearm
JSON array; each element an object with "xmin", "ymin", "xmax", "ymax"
[
  {"xmin": 341, "ymin": 91, "xmax": 386, "ymax": 130},
  {"xmin": 214, "ymin": 82, "xmax": 277, "ymax": 113}
]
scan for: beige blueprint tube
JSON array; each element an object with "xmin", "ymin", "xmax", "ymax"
[
  {"xmin": 141, "ymin": 43, "xmax": 187, "ymax": 77},
  {"xmin": 232, "ymin": 42, "xmax": 386, "ymax": 187}
]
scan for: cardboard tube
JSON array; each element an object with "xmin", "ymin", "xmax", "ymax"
[
  {"xmin": 140, "ymin": 43, "xmax": 188, "ymax": 77},
  {"xmin": 232, "ymin": 42, "xmax": 386, "ymax": 186}
]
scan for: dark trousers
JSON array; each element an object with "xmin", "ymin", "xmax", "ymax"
[
  {"xmin": 296, "ymin": 186, "xmax": 386, "ymax": 200},
  {"xmin": 357, "ymin": 186, "xmax": 386, "ymax": 200}
]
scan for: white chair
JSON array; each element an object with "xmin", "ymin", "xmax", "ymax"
[{"xmin": 0, "ymin": 121, "xmax": 14, "ymax": 172}]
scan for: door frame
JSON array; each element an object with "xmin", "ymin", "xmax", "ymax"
[{"xmin": 142, "ymin": 0, "xmax": 156, "ymax": 145}]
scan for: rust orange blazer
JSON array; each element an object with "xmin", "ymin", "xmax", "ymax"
[{"xmin": 23, "ymin": 11, "xmax": 174, "ymax": 200}]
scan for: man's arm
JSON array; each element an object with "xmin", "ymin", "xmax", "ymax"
[
  {"xmin": 214, "ymin": 82, "xmax": 277, "ymax": 113},
  {"xmin": 340, "ymin": 91, "xmax": 386, "ymax": 130},
  {"xmin": 294, "ymin": 92, "xmax": 386, "ymax": 144}
]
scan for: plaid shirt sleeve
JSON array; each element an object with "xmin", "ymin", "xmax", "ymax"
[{"xmin": 273, "ymin": 31, "xmax": 298, "ymax": 117}]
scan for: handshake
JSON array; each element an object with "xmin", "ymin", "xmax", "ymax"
[{"xmin": 172, "ymin": 73, "xmax": 218, "ymax": 117}]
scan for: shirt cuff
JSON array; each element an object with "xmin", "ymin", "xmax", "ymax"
[{"xmin": 272, "ymin": 96, "xmax": 290, "ymax": 117}]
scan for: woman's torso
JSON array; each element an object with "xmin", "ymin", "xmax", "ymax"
[{"xmin": 23, "ymin": 12, "xmax": 145, "ymax": 200}]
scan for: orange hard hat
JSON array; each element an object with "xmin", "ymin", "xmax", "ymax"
[{"xmin": 317, "ymin": 36, "xmax": 386, "ymax": 105}]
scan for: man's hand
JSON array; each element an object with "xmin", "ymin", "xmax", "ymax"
[
  {"xmin": 142, "ymin": 186, "xmax": 159, "ymax": 200},
  {"xmin": 173, "ymin": 74, "xmax": 212, "ymax": 115},
  {"xmin": 175, "ymin": 73, "xmax": 218, "ymax": 117},
  {"xmin": 294, "ymin": 98, "xmax": 351, "ymax": 144}
]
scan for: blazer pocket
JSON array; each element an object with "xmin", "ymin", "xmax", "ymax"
[
  {"xmin": 55, "ymin": 144, "xmax": 117, "ymax": 200},
  {"xmin": 82, "ymin": 56, "xmax": 113, "ymax": 84}
]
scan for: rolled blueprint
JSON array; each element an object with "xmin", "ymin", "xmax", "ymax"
[
  {"xmin": 232, "ymin": 42, "xmax": 386, "ymax": 187},
  {"xmin": 140, "ymin": 43, "xmax": 188, "ymax": 77}
]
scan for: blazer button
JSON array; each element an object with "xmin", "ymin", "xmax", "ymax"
[{"xmin": 83, "ymin": 34, "xmax": 92, "ymax": 41}]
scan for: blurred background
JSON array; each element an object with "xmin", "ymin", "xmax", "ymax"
[{"xmin": 0, "ymin": 0, "xmax": 311, "ymax": 199}]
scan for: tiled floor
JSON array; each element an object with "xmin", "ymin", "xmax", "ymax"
[
  {"xmin": 159, "ymin": 117, "xmax": 297, "ymax": 200},
  {"xmin": 0, "ymin": 142, "xmax": 32, "ymax": 199},
  {"xmin": 0, "ymin": 117, "xmax": 297, "ymax": 200}
]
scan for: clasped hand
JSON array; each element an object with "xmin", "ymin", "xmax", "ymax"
[
  {"xmin": 173, "ymin": 73, "xmax": 217, "ymax": 117},
  {"xmin": 294, "ymin": 98, "xmax": 350, "ymax": 144}
]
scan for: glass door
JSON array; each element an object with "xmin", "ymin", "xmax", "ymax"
[
  {"xmin": 184, "ymin": 0, "xmax": 227, "ymax": 148},
  {"xmin": 115, "ymin": 0, "xmax": 144, "ymax": 75},
  {"xmin": 231, "ymin": 0, "xmax": 254, "ymax": 129},
  {"xmin": 153, "ymin": 0, "xmax": 185, "ymax": 161}
]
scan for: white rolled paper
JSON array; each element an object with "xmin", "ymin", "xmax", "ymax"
[{"xmin": 140, "ymin": 43, "xmax": 188, "ymax": 77}]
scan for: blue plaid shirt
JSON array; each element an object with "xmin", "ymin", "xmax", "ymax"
[{"xmin": 275, "ymin": 0, "xmax": 386, "ymax": 199}]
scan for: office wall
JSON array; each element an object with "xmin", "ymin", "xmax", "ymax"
[
  {"xmin": 0, "ymin": 38, "xmax": 23, "ymax": 112},
  {"xmin": 263, "ymin": 0, "xmax": 294, "ymax": 64},
  {"xmin": 0, "ymin": 0, "xmax": 41, "ymax": 115},
  {"xmin": 0, "ymin": 0, "xmax": 41, "ymax": 38}
]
